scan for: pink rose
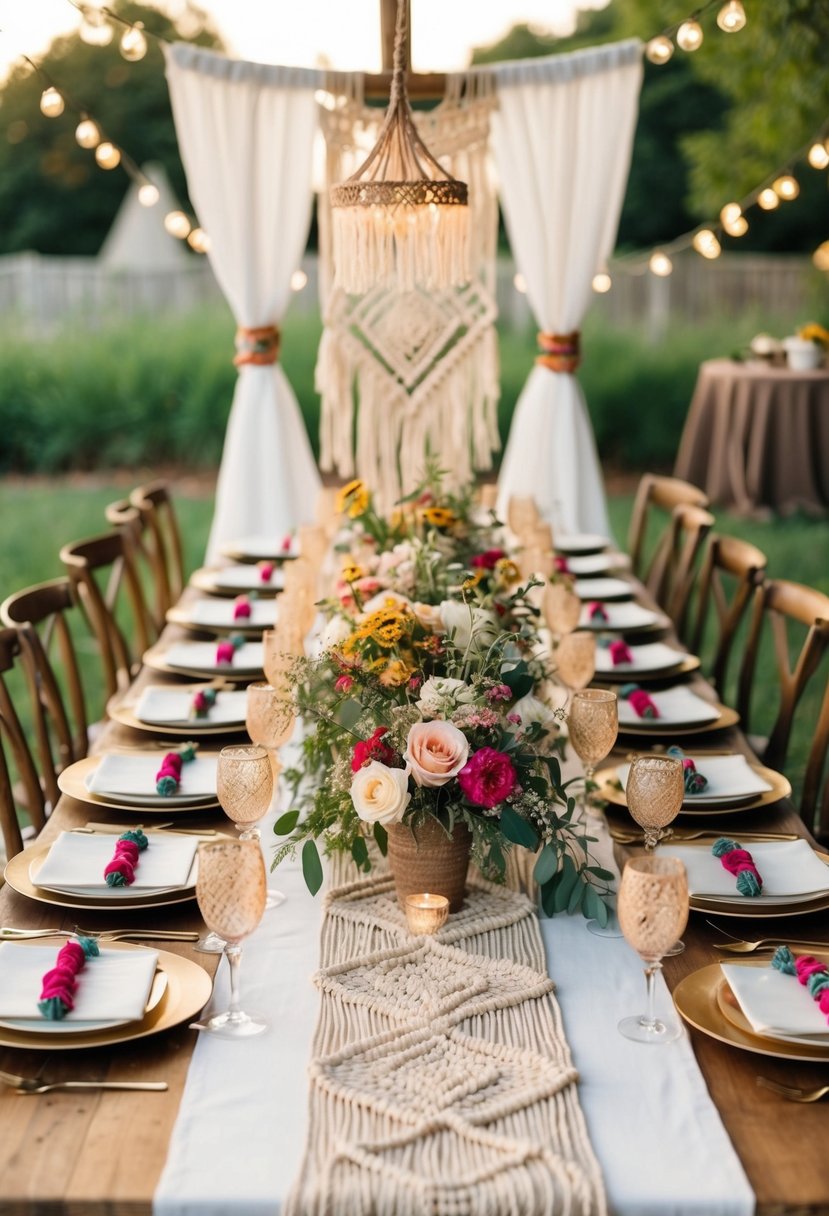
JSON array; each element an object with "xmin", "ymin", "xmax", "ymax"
[
  {"xmin": 471, "ymin": 548, "xmax": 506, "ymax": 570},
  {"xmin": 458, "ymin": 747, "xmax": 517, "ymax": 808},
  {"xmin": 403, "ymin": 720, "xmax": 469, "ymax": 788}
]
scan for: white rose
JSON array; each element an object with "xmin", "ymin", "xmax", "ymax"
[
  {"xmin": 439, "ymin": 601, "xmax": 499, "ymax": 653},
  {"xmin": 404, "ymin": 720, "xmax": 469, "ymax": 788},
  {"xmin": 321, "ymin": 614, "xmax": 353, "ymax": 649},
  {"xmin": 350, "ymin": 761, "xmax": 411, "ymax": 825},
  {"xmin": 361, "ymin": 590, "xmax": 413, "ymax": 615},
  {"xmin": 511, "ymin": 692, "xmax": 559, "ymax": 733},
  {"xmin": 412, "ymin": 602, "xmax": 444, "ymax": 632},
  {"xmin": 416, "ymin": 676, "xmax": 476, "ymax": 718}
]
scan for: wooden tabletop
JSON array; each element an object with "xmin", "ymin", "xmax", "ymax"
[{"xmin": 1, "ymin": 595, "xmax": 828, "ymax": 1213}]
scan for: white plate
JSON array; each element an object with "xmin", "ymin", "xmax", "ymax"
[
  {"xmin": 170, "ymin": 598, "xmax": 278, "ymax": 632},
  {"xmin": 190, "ymin": 564, "xmax": 285, "ymax": 595},
  {"xmin": 555, "ymin": 533, "xmax": 609, "ymax": 555},
  {"xmin": 84, "ymin": 752, "xmax": 219, "ymax": 807},
  {"xmin": 147, "ymin": 640, "xmax": 265, "ymax": 677},
  {"xmin": 594, "ymin": 641, "xmax": 690, "ymax": 676},
  {"xmin": 32, "ymin": 832, "xmax": 199, "ymax": 897},
  {"xmin": 617, "ymin": 685, "xmax": 722, "ymax": 728},
  {"xmin": 221, "ymin": 535, "xmax": 300, "ymax": 562},
  {"xmin": 663, "ymin": 840, "xmax": 829, "ymax": 901},
  {"xmin": 573, "ymin": 577, "xmax": 634, "ymax": 601},
  {"xmin": 0, "ymin": 972, "xmax": 168, "ymax": 1035},
  {"xmin": 578, "ymin": 602, "xmax": 665, "ymax": 632},
  {"xmin": 134, "ymin": 686, "xmax": 249, "ymax": 728},
  {"xmin": 722, "ymin": 958, "xmax": 829, "ymax": 1046},
  {"xmin": 557, "ymin": 552, "xmax": 629, "ymax": 576}
]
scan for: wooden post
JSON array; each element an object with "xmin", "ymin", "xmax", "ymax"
[{"xmin": 380, "ymin": 0, "xmax": 411, "ymax": 72}]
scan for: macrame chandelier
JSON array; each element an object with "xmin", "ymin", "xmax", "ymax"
[{"xmin": 330, "ymin": 0, "xmax": 470, "ymax": 294}]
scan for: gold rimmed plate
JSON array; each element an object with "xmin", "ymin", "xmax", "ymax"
[
  {"xmin": 0, "ymin": 967, "xmax": 169, "ymax": 1035},
  {"xmin": 106, "ymin": 697, "xmax": 247, "ymax": 739},
  {"xmin": 593, "ymin": 654, "xmax": 701, "ymax": 683},
  {"xmin": 143, "ymin": 641, "xmax": 264, "ymax": 684},
  {"xmin": 190, "ymin": 565, "xmax": 283, "ymax": 598},
  {"xmin": 674, "ymin": 961, "xmax": 829, "ymax": 1062},
  {"xmin": 690, "ymin": 854, "xmax": 829, "ymax": 919},
  {"xmin": 166, "ymin": 600, "xmax": 277, "ymax": 637},
  {"xmin": 4, "ymin": 843, "xmax": 198, "ymax": 911},
  {"xmin": 595, "ymin": 758, "xmax": 790, "ymax": 817},
  {"xmin": 220, "ymin": 537, "xmax": 299, "ymax": 564},
  {"xmin": 57, "ymin": 754, "xmax": 220, "ymax": 814},
  {"xmin": 0, "ymin": 944, "xmax": 212, "ymax": 1051},
  {"xmin": 617, "ymin": 703, "xmax": 740, "ymax": 739}
]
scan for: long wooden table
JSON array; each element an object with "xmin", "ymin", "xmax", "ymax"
[{"xmin": 1, "ymin": 591, "xmax": 829, "ymax": 1213}]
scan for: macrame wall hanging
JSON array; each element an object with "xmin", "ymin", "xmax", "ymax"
[{"xmin": 317, "ymin": 72, "xmax": 500, "ymax": 513}]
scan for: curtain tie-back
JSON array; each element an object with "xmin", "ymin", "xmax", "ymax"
[
  {"xmin": 536, "ymin": 330, "xmax": 581, "ymax": 373},
  {"xmin": 234, "ymin": 325, "xmax": 281, "ymax": 367}
]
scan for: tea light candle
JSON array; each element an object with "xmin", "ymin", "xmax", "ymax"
[{"xmin": 405, "ymin": 893, "xmax": 449, "ymax": 935}]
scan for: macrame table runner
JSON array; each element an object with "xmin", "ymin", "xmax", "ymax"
[{"xmin": 285, "ymin": 870, "xmax": 606, "ymax": 1216}]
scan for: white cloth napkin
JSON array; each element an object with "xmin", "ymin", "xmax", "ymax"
[
  {"xmin": 86, "ymin": 752, "xmax": 218, "ymax": 801},
  {"xmin": 223, "ymin": 535, "xmax": 300, "ymax": 560},
  {"xmin": 573, "ymin": 576, "xmax": 633, "ymax": 601},
  {"xmin": 162, "ymin": 641, "xmax": 264, "ymax": 674},
  {"xmin": 187, "ymin": 599, "xmax": 278, "ymax": 630},
  {"xmin": 616, "ymin": 754, "xmax": 772, "ymax": 804},
  {"xmin": 595, "ymin": 641, "xmax": 687, "ymax": 675},
  {"xmin": 617, "ymin": 685, "xmax": 721, "ymax": 727},
  {"xmin": 579, "ymin": 602, "xmax": 663, "ymax": 631},
  {"xmin": 721, "ymin": 961, "xmax": 829, "ymax": 1039},
  {"xmin": 0, "ymin": 942, "xmax": 159, "ymax": 1022},
  {"xmin": 202, "ymin": 564, "xmax": 286, "ymax": 592},
  {"xmin": 34, "ymin": 830, "xmax": 198, "ymax": 892},
  {"xmin": 663, "ymin": 840, "xmax": 829, "ymax": 900},
  {"xmin": 135, "ymin": 686, "xmax": 249, "ymax": 727},
  {"xmin": 554, "ymin": 532, "xmax": 609, "ymax": 554}
]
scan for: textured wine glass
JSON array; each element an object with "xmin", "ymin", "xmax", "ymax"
[
  {"xmin": 556, "ymin": 631, "xmax": 596, "ymax": 692},
  {"xmin": 568, "ymin": 689, "xmax": 618, "ymax": 823},
  {"xmin": 626, "ymin": 754, "xmax": 686, "ymax": 956},
  {"xmin": 262, "ymin": 628, "xmax": 303, "ymax": 688},
  {"xmin": 246, "ymin": 685, "xmax": 295, "ymax": 910},
  {"xmin": 617, "ymin": 856, "xmax": 689, "ymax": 1044},
  {"xmin": 507, "ymin": 495, "xmax": 539, "ymax": 539},
  {"xmin": 298, "ymin": 523, "xmax": 327, "ymax": 572},
  {"xmin": 195, "ymin": 839, "xmax": 268, "ymax": 1038},
  {"xmin": 544, "ymin": 583, "xmax": 583, "ymax": 638}
]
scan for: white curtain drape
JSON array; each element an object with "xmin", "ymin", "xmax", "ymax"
[
  {"xmin": 164, "ymin": 44, "xmax": 323, "ymax": 562},
  {"xmin": 479, "ymin": 41, "xmax": 643, "ymax": 536}
]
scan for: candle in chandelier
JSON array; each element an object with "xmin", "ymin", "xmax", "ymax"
[{"xmin": 405, "ymin": 893, "xmax": 449, "ymax": 936}]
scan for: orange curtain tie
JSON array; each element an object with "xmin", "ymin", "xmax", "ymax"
[
  {"xmin": 536, "ymin": 330, "xmax": 581, "ymax": 374},
  {"xmin": 234, "ymin": 325, "xmax": 281, "ymax": 367}
]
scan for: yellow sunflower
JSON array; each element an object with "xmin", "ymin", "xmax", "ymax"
[
  {"xmin": 495, "ymin": 558, "xmax": 522, "ymax": 586},
  {"xmin": 340, "ymin": 559, "xmax": 365, "ymax": 583},
  {"xmin": 359, "ymin": 604, "xmax": 410, "ymax": 648},
  {"xmin": 420, "ymin": 506, "xmax": 457, "ymax": 529},
  {"xmin": 378, "ymin": 659, "xmax": 414, "ymax": 687},
  {"xmin": 336, "ymin": 479, "xmax": 370, "ymax": 518}
]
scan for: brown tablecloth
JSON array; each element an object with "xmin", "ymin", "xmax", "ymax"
[{"xmin": 674, "ymin": 358, "xmax": 829, "ymax": 515}]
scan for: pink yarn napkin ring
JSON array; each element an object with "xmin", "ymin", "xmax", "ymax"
[
  {"xmin": 103, "ymin": 828, "xmax": 149, "ymax": 887},
  {"xmin": 712, "ymin": 836, "xmax": 762, "ymax": 897},
  {"xmin": 155, "ymin": 743, "xmax": 198, "ymax": 796},
  {"xmin": 772, "ymin": 947, "xmax": 829, "ymax": 1021},
  {"xmin": 38, "ymin": 936, "xmax": 100, "ymax": 1020},
  {"xmin": 233, "ymin": 596, "xmax": 252, "ymax": 620},
  {"xmin": 258, "ymin": 561, "xmax": 275, "ymax": 583},
  {"xmin": 602, "ymin": 639, "xmax": 632, "ymax": 666},
  {"xmin": 216, "ymin": 633, "xmax": 246, "ymax": 667},
  {"xmin": 587, "ymin": 600, "xmax": 608, "ymax": 622}
]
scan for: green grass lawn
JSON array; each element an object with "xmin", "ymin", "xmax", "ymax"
[{"xmin": 0, "ymin": 477, "xmax": 826, "ymax": 819}]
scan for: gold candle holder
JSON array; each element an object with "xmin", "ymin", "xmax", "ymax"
[{"xmin": 404, "ymin": 893, "xmax": 449, "ymax": 935}]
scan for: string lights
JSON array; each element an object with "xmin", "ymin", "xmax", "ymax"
[{"xmin": 645, "ymin": 0, "xmax": 746, "ymax": 64}]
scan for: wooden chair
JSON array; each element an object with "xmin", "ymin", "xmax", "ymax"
[
  {"xmin": 0, "ymin": 577, "xmax": 95, "ymax": 806},
  {"xmin": 129, "ymin": 481, "xmax": 186, "ymax": 612},
  {"xmin": 627, "ymin": 473, "xmax": 710, "ymax": 584},
  {"xmin": 644, "ymin": 502, "xmax": 715, "ymax": 638},
  {"xmin": 0, "ymin": 628, "xmax": 47, "ymax": 861},
  {"xmin": 59, "ymin": 529, "xmax": 158, "ymax": 700},
  {"xmin": 803, "ymin": 674, "xmax": 829, "ymax": 843},
  {"xmin": 105, "ymin": 496, "xmax": 167, "ymax": 632},
  {"xmin": 689, "ymin": 533, "xmax": 768, "ymax": 697},
  {"xmin": 736, "ymin": 579, "xmax": 829, "ymax": 773}
]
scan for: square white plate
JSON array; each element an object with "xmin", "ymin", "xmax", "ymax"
[{"xmin": 135, "ymin": 686, "xmax": 248, "ymax": 728}]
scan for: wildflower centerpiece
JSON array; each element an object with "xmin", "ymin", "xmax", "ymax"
[{"xmin": 274, "ymin": 503, "xmax": 610, "ymax": 919}]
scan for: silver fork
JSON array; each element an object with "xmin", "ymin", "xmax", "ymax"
[
  {"xmin": 0, "ymin": 1068, "xmax": 167, "ymax": 1095},
  {"xmin": 756, "ymin": 1077, "xmax": 829, "ymax": 1103}
]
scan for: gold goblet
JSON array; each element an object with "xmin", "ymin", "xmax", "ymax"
[
  {"xmin": 617, "ymin": 856, "xmax": 689, "ymax": 1044},
  {"xmin": 555, "ymin": 630, "xmax": 596, "ymax": 693},
  {"xmin": 626, "ymin": 754, "xmax": 686, "ymax": 956},
  {"xmin": 195, "ymin": 839, "xmax": 268, "ymax": 1038},
  {"xmin": 544, "ymin": 582, "xmax": 583, "ymax": 637},
  {"xmin": 568, "ymin": 688, "xmax": 618, "ymax": 821},
  {"xmin": 507, "ymin": 495, "xmax": 540, "ymax": 540}
]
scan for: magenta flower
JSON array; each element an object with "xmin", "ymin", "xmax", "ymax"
[
  {"xmin": 457, "ymin": 747, "xmax": 517, "ymax": 808},
  {"xmin": 335, "ymin": 674, "xmax": 354, "ymax": 694},
  {"xmin": 470, "ymin": 548, "xmax": 506, "ymax": 570},
  {"xmin": 485, "ymin": 683, "xmax": 512, "ymax": 702}
]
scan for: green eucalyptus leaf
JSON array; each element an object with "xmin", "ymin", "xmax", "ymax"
[
  {"xmin": 373, "ymin": 822, "xmax": 388, "ymax": 856},
  {"xmin": 351, "ymin": 836, "xmax": 369, "ymax": 869},
  {"xmin": 567, "ymin": 879, "xmax": 585, "ymax": 915},
  {"xmin": 499, "ymin": 804, "xmax": 538, "ymax": 849},
  {"xmin": 533, "ymin": 843, "xmax": 559, "ymax": 885},
  {"xmin": 301, "ymin": 839, "xmax": 324, "ymax": 895},
  {"xmin": 273, "ymin": 810, "xmax": 299, "ymax": 836}
]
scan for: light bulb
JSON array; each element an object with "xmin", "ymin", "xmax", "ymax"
[
  {"xmin": 592, "ymin": 272, "xmax": 612, "ymax": 293},
  {"xmin": 513, "ymin": 272, "xmax": 527, "ymax": 294},
  {"xmin": 40, "ymin": 87, "xmax": 64, "ymax": 118},
  {"xmin": 724, "ymin": 214, "xmax": 748, "ymax": 237},
  {"xmin": 138, "ymin": 182, "xmax": 159, "ymax": 207},
  {"xmin": 720, "ymin": 202, "xmax": 742, "ymax": 227},
  {"xmin": 808, "ymin": 142, "xmax": 829, "ymax": 170},
  {"xmin": 716, "ymin": 0, "xmax": 746, "ymax": 32},
  {"xmin": 164, "ymin": 210, "xmax": 192, "ymax": 239},
  {"xmin": 75, "ymin": 118, "xmax": 101, "ymax": 149},
  {"xmin": 676, "ymin": 19, "xmax": 703, "ymax": 51},
  {"xmin": 757, "ymin": 187, "xmax": 779, "ymax": 210},
  {"xmin": 645, "ymin": 36, "xmax": 674, "ymax": 64},
  {"xmin": 773, "ymin": 174, "xmax": 799, "ymax": 200},
  {"xmin": 649, "ymin": 251, "xmax": 673, "ymax": 277},
  {"xmin": 692, "ymin": 229, "xmax": 721, "ymax": 259},
  {"xmin": 187, "ymin": 227, "xmax": 211, "ymax": 253},
  {"xmin": 95, "ymin": 141, "xmax": 121, "ymax": 170},
  {"xmin": 79, "ymin": 10, "xmax": 113, "ymax": 46},
  {"xmin": 290, "ymin": 269, "xmax": 308, "ymax": 291},
  {"xmin": 120, "ymin": 22, "xmax": 148, "ymax": 62},
  {"xmin": 813, "ymin": 241, "xmax": 829, "ymax": 272}
]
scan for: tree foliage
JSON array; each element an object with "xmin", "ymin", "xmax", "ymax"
[{"xmin": 0, "ymin": 2, "xmax": 223, "ymax": 255}]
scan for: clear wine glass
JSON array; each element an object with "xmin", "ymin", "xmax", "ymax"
[
  {"xmin": 543, "ymin": 582, "xmax": 582, "ymax": 638},
  {"xmin": 626, "ymin": 754, "xmax": 686, "ymax": 955},
  {"xmin": 245, "ymin": 684, "xmax": 294, "ymax": 911},
  {"xmin": 568, "ymin": 689, "xmax": 618, "ymax": 812},
  {"xmin": 617, "ymin": 855, "xmax": 689, "ymax": 1045},
  {"xmin": 555, "ymin": 630, "xmax": 596, "ymax": 695},
  {"xmin": 195, "ymin": 839, "xmax": 268, "ymax": 1038}
]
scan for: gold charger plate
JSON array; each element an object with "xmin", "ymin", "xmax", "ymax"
[
  {"xmin": 593, "ymin": 654, "xmax": 701, "ymax": 683},
  {"xmin": 690, "ymin": 853, "xmax": 829, "ymax": 919},
  {"xmin": 595, "ymin": 757, "xmax": 790, "ymax": 818},
  {"xmin": 674, "ymin": 960, "xmax": 829, "ymax": 1062},
  {"xmin": 220, "ymin": 542, "xmax": 298, "ymax": 564},
  {"xmin": 4, "ymin": 842, "xmax": 198, "ymax": 911},
  {"xmin": 143, "ymin": 646, "xmax": 262, "ymax": 684},
  {"xmin": 617, "ymin": 703, "xmax": 740, "ymax": 738},
  {"xmin": 190, "ymin": 566, "xmax": 281, "ymax": 598},
  {"xmin": 0, "ymin": 943, "xmax": 212, "ymax": 1051},
  {"xmin": 57, "ymin": 754, "xmax": 220, "ymax": 813},
  {"xmin": 106, "ymin": 695, "xmax": 246, "ymax": 739}
]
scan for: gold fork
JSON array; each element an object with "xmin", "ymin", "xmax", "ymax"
[
  {"xmin": 609, "ymin": 828, "xmax": 798, "ymax": 845},
  {"xmin": 711, "ymin": 937, "xmax": 829, "ymax": 954},
  {"xmin": 756, "ymin": 1077, "xmax": 829, "ymax": 1103},
  {"xmin": 0, "ymin": 1068, "xmax": 167, "ymax": 1095}
]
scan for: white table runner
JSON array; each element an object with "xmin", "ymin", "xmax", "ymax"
[{"xmin": 155, "ymin": 752, "xmax": 754, "ymax": 1216}]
